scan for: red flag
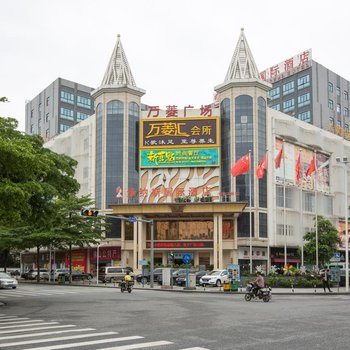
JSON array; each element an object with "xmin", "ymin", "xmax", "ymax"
[
  {"xmin": 295, "ymin": 153, "xmax": 301, "ymax": 183},
  {"xmin": 256, "ymin": 153, "xmax": 267, "ymax": 179},
  {"xmin": 231, "ymin": 153, "xmax": 250, "ymax": 177},
  {"xmin": 275, "ymin": 146, "xmax": 283, "ymax": 169},
  {"xmin": 306, "ymin": 156, "xmax": 316, "ymax": 176}
]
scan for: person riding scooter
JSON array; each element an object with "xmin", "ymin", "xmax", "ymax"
[
  {"xmin": 252, "ymin": 271, "xmax": 265, "ymax": 296},
  {"xmin": 124, "ymin": 271, "xmax": 132, "ymax": 286}
]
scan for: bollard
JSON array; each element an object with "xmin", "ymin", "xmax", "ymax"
[
  {"xmin": 314, "ymin": 284, "xmax": 316, "ymax": 293},
  {"xmin": 291, "ymin": 284, "xmax": 294, "ymax": 293}
]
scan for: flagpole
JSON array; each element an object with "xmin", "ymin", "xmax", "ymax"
[
  {"xmin": 283, "ymin": 141, "xmax": 287, "ymax": 267},
  {"xmin": 314, "ymin": 150, "xmax": 318, "ymax": 269},
  {"xmin": 249, "ymin": 149, "xmax": 253, "ymax": 274}
]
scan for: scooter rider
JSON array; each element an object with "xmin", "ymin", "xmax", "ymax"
[
  {"xmin": 252, "ymin": 271, "xmax": 264, "ymax": 296},
  {"xmin": 124, "ymin": 271, "xmax": 132, "ymax": 286}
]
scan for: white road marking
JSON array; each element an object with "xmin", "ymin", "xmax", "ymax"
[
  {"xmin": 0, "ymin": 319, "xmax": 43, "ymax": 325},
  {"xmin": 0, "ymin": 324, "xmax": 76, "ymax": 334},
  {"xmin": 100, "ymin": 341, "xmax": 174, "ymax": 350},
  {"xmin": 0, "ymin": 322, "xmax": 59, "ymax": 330},
  {"xmin": 0, "ymin": 331, "xmax": 118, "ymax": 347},
  {"xmin": 23, "ymin": 336, "xmax": 144, "ymax": 350},
  {"xmin": 0, "ymin": 327, "xmax": 95, "ymax": 340}
]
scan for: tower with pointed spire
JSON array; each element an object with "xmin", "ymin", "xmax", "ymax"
[
  {"xmin": 215, "ymin": 29, "xmax": 271, "ymax": 268},
  {"xmin": 92, "ymin": 35, "xmax": 146, "ymax": 210}
]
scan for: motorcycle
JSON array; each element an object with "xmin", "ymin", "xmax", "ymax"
[
  {"xmin": 244, "ymin": 282, "xmax": 271, "ymax": 302},
  {"xmin": 120, "ymin": 280, "xmax": 133, "ymax": 293}
]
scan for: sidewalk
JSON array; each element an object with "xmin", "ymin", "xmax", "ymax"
[{"xmin": 19, "ymin": 279, "xmax": 349, "ymax": 295}]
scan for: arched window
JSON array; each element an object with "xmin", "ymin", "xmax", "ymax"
[
  {"xmin": 220, "ymin": 98, "xmax": 231, "ymax": 196},
  {"xmin": 95, "ymin": 103, "xmax": 103, "ymax": 209},
  {"xmin": 128, "ymin": 102, "xmax": 140, "ymax": 203},
  {"xmin": 106, "ymin": 100, "xmax": 124, "ymax": 208}
]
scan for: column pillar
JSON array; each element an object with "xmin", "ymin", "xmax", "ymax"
[{"xmin": 213, "ymin": 215, "xmax": 218, "ymax": 269}]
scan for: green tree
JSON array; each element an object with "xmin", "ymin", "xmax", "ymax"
[
  {"xmin": 303, "ymin": 216, "xmax": 340, "ymax": 267},
  {"xmin": 0, "ymin": 106, "xmax": 105, "ymax": 279},
  {"xmin": 52, "ymin": 195, "xmax": 107, "ymax": 282}
]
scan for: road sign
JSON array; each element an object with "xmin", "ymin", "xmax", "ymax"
[
  {"xmin": 139, "ymin": 259, "xmax": 148, "ymax": 266},
  {"xmin": 182, "ymin": 253, "xmax": 192, "ymax": 264},
  {"xmin": 334, "ymin": 252, "xmax": 341, "ymax": 262},
  {"xmin": 128, "ymin": 216, "xmax": 137, "ymax": 223}
]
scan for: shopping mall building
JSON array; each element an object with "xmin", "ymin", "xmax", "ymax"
[{"xmin": 22, "ymin": 30, "xmax": 350, "ymax": 275}]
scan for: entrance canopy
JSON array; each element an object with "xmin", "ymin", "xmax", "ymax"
[{"xmin": 109, "ymin": 202, "xmax": 247, "ymax": 219}]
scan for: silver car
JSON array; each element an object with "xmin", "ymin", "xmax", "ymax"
[{"xmin": 0, "ymin": 272, "xmax": 18, "ymax": 289}]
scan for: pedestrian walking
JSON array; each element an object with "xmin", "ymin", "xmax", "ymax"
[{"xmin": 322, "ymin": 268, "xmax": 332, "ymax": 292}]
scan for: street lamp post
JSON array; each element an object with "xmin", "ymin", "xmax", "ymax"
[
  {"xmin": 96, "ymin": 244, "xmax": 100, "ymax": 285},
  {"xmin": 336, "ymin": 156, "xmax": 349, "ymax": 292}
]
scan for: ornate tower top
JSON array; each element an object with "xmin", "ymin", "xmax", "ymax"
[
  {"xmin": 224, "ymin": 28, "xmax": 260, "ymax": 81},
  {"xmin": 101, "ymin": 34, "xmax": 136, "ymax": 87}
]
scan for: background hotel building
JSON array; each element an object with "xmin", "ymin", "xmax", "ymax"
[{"xmin": 24, "ymin": 30, "xmax": 350, "ymax": 274}]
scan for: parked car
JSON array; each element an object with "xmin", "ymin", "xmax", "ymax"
[
  {"xmin": 175, "ymin": 270, "xmax": 209, "ymax": 287},
  {"xmin": 98, "ymin": 266, "xmax": 134, "ymax": 283},
  {"xmin": 26, "ymin": 269, "xmax": 50, "ymax": 280},
  {"xmin": 135, "ymin": 268, "xmax": 164, "ymax": 283},
  {"xmin": 199, "ymin": 269, "xmax": 228, "ymax": 287},
  {"xmin": 58, "ymin": 270, "xmax": 93, "ymax": 281},
  {"xmin": 0, "ymin": 272, "xmax": 18, "ymax": 289},
  {"xmin": 51, "ymin": 269, "xmax": 70, "ymax": 281}
]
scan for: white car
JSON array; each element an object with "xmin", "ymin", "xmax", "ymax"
[
  {"xmin": 199, "ymin": 270, "xmax": 228, "ymax": 287},
  {"xmin": 0, "ymin": 272, "xmax": 18, "ymax": 289}
]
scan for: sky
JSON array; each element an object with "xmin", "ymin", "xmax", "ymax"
[{"xmin": 1, "ymin": 0, "xmax": 350, "ymax": 132}]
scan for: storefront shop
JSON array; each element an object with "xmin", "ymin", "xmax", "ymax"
[
  {"xmin": 270, "ymin": 247, "xmax": 300, "ymax": 268},
  {"xmin": 111, "ymin": 201, "xmax": 246, "ymax": 270},
  {"xmin": 238, "ymin": 247, "xmax": 268, "ymax": 274}
]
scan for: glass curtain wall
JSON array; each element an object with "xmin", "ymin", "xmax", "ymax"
[
  {"xmin": 106, "ymin": 100, "xmax": 124, "ymax": 207},
  {"xmin": 95, "ymin": 103, "xmax": 103, "ymax": 209}
]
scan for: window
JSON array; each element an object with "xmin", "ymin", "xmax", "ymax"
[
  {"xmin": 328, "ymin": 99, "xmax": 334, "ymax": 110},
  {"xmin": 276, "ymin": 186, "xmax": 293, "ymax": 208},
  {"xmin": 30, "ymin": 109, "xmax": 34, "ymax": 118},
  {"xmin": 344, "ymin": 91, "xmax": 349, "ymax": 100},
  {"xmin": 337, "ymin": 104, "xmax": 341, "ymax": 114},
  {"xmin": 60, "ymin": 91, "xmax": 74, "ymax": 104},
  {"xmin": 337, "ymin": 87, "xmax": 341, "ymax": 96},
  {"xmin": 59, "ymin": 124, "xmax": 70, "ymax": 133},
  {"xmin": 282, "ymin": 81, "xmax": 295, "ymax": 95},
  {"xmin": 298, "ymin": 111, "xmax": 311, "ymax": 122},
  {"xmin": 329, "ymin": 117, "xmax": 334, "ymax": 126},
  {"xmin": 77, "ymin": 96, "xmax": 91, "ymax": 108},
  {"xmin": 268, "ymin": 87, "xmax": 280, "ymax": 100},
  {"xmin": 46, "ymin": 96, "xmax": 50, "ymax": 106},
  {"xmin": 345, "ymin": 124, "xmax": 349, "ymax": 133},
  {"xmin": 298, "ymin": 93, "xmax": 310, "ymax": 107},
  {"xmin": 297, "ymin": 75, "xmax": 310, "ymax": 90},
  {"xmin": 303, "ymin": 192, "xmax": 315, "ymax": 212},
  {"xmin": 30, "ymin": 124, "xmax": 34, "ymax": 133},
  {"xmin": 271, "ymin": 104, "xmax": 280, "ymax": 111},
  {"xmin": 45, "ymin": 129, "xmax": 49, "ymax": 139},
  {"xmin": 344, "ymin": 107, "xmax": 349, "ymax": 116},
  {"xmin": 283, "ymin": 98, "xmax": 295, "ymax": 112},
  {"xmin": 77, "ymin": 112, "xmax": 88, "ymax": 121},
  {"xmin": 60, "ymin": 107, "xmax": 74, "ymax": 120},
  {"xmin": 45, "ymin": 113, "xmax": 49, "ymax": 122},
  {"xmin": 328, "ymin": 82, "xmax": 333, "ymax": 92},
  {"xmin": 277, "ymin": 224, "xmax": 294, "ymax": 236}
]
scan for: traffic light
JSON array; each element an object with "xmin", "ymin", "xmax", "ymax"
[{"xmin": 81, "ymin": 208, "xmax": 99, "ymax": 217}]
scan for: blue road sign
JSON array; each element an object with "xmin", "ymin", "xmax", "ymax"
[
  {"xmin": 128, "ymin": 216, "xmax": 137, "ymax": 223},
  {"xmin": 334, "ymin": 252, "xmax": 341, "ymax": 262},
  {"xmin": 182, "ymin": 253, "xmax": 192, "ymax": 264}
]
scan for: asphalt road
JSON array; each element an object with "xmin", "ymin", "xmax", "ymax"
[{"xmin": 0, "ymin": 284, "xmax": 350, "ymax": 350}]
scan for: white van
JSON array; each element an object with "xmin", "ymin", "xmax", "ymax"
[{"xmin": 98, "ymin": 266, "xmax": 134, "ymax": 283}]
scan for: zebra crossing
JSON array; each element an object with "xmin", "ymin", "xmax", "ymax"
[
  {"xmin": 0, "ymin": 286, "xmax": 89, "ymax": 300},
  {"xmin": 0, "ymin": 314, "xmax": 210, "ymax": 349}
]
